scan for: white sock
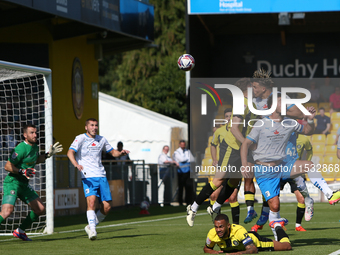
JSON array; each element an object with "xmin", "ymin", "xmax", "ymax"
[
  {"xmin": 95, "ymin": 210, "xmax": 106, "ymax": 225},
  {"xmin": 247, "ymin": 206, "xmax": 254, "ymax": 212},
  {"xmin": 212, "ymin": 201, "xmax": 222, "ymax": 212},
  {"xmin": 191, "ymin": 202, "xmax": 199, "ymax": 212},
  {"xmin": 295, "ymin": 223, "xmax": 301, "ymax": 227},
  {"xmin": 271, "ymin": 227, "xmax": 278, "ymax": 241},
  {"xmin": 294, "ymin": 176, "xmax": 310, "ymax": 198},
  {"xmin": 87, "ymin": 210, "xmax": 97, "ymax": 233},
  {"xmin": 269, "ymin": 210, "xmax": 280, "ymax": 222},
  {"xmin": 307, "ymin": 168, "xmax": 333, "ymax": 199}
]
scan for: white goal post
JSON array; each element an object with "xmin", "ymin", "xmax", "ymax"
[{"xmin": 0, "ymin": 60, "xmax": 53, "ymax": 235}]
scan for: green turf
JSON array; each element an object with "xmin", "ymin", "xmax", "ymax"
[{"xmin": 0, "ymin": 203, "xmax": 339, "ymax": 255}]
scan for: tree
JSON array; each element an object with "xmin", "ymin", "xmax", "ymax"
[{"xmin": 99, "ymin": 0, "xmax": 187, "ymax": 122}]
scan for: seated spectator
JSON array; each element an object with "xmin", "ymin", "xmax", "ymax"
[
  {"xmin": 330, "ymin": 86, "xmax": 340, "ymax": 114},
  {"xmin": 314, "ymin": 107, "xmax": 331, "ymax": 135},
  {"xmin": 320, "ymin": 77, "xmax": 334, "ymax": 102},
  {"xmin": 309, "ymin": 81, "xmax": 320, "ymax": 103}
]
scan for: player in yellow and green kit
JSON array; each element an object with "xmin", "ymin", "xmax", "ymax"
[{"xmin": 0, "ymin": 124, "xmax": 63, "ymax": 241}]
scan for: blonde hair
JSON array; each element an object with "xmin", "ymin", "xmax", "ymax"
[{"xmin": 252, "ymin": 68, "xmax": 273, "ymax": 88}]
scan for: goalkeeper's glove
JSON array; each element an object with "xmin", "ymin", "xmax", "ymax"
[
  {"xmin": 19, "ymin": 168, "xmax": 36, "ymax": 179},
  {"xmin": 46, "ymin": 142, "xmax": 63, "ymax": 158}
]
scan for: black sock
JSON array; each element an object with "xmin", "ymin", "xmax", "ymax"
[
  {"xmin": 275, "ymin": 226, "xmax": 289, "ymax": 241},
  {"xmin": 296, "ymin": 204, "xmax": 305, "ymax": 225},
  {"xmin": 231, "ymin": 204, "xmax": 240, "ymax": 224},
  {"xmin": 245, "ymin": 191, "xmax": 255, "ymax": 207},
  {"xmin": 216, "ymin": 181, "xmax": 236, "ymax": 204},
  {"xmin": 196, "ymin": 182, "xmax": 215, "ymax": 205}
]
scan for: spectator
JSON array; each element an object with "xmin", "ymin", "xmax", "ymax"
[
  {"xmin": 309, "ymin": 81, "xmax": 320, "ymax": 103},
  {"xmin": 173, "ymin": 140, "xmax": 194, "ymax": 206},
  {"xmin": 158, "ymin": 145, "xmax": 178, "ymax": 205},
  {"xmin": 330, "ymin": 86, "xmax": 340, "ymax": 114},
  {"xmin": 314, "ymin": 107, "xmax": 331, "ymax": 134},
  {"xmin": 114, "ymin": 141, "xmax": 131, "ymax": 165},
  {"xmin": 320, "ymin": 77, "xmax": 334, "ymax": 102}
]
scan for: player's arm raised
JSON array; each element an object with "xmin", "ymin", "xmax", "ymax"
[
  {"xmin": 286, "ymin": 105, "xmax": 304, "ymax": 119},
  {"xmin": 301, "ymin": 106, "xmax": 316, "ymax": 135}
]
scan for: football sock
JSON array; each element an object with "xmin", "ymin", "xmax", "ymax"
[
  {"xmin": 195, "ymin": 181, "xmax": 218, "ymax": 206},
  {"xmin": 307, "ymin": 169, "xmax": 333, "ymax": 199},
  {"xmin": 210, "ymin": 199, "xmax": 216, "ymax": 206},
  {"xmin": 216, "ymin": 180, "xmax": 236, "ymax": 205},
  {"xmin": 230, "ymin": 202, "xmax": 240, "ymax": 224},
  {"xmin": 245, "ymin": 191, "xmax": 255, "ymax": 210},
  {"xmin": 212, "ymin": 201, "xmax": 222, "ymax": 212},
  {"xmin": 269, "ymin": 210, "xmax": 280, "ymax": 222},
  {"xmin": 20, "ymin": 211, "xmax": 39, "ymax": 231},
  {"xmin": 275, "ymin": 226, "xmax": 290, "ymax": 243},
  {"xmin": 262, "ymin": 195, "xmax": 269, "ymax": 207},
  {"xmin": 95, "ymin": 210, "xmax": 106, "ymax": 225},
  {"xmin": 296, "ymin": 203, "xmax": 305, "ymax": 225},
  {"xmin": 294, "ymin": 176, "xmax": 309, "ymax": 198},
  {"xmin": 0, "ymin": 215, "xmax": 4, "ymax": 225},
  {"xmin": 191, "ymin": 201, "xmax": 199, "ymax": 212},
  {"xmin": 87, "ymin": 210, "xmax": 97, "ymax": 233}
]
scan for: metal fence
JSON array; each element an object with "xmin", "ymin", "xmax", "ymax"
[{"xmin": 54, "ymin": 156, "xmax": 180, "ymax": 206}]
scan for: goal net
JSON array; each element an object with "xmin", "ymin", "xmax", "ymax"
[{"xmin": 0, "ymin": 60, "xmax": 53, "ymax": 235}]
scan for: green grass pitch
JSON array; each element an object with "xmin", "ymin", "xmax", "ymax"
[{"xmin": 0, "ymin": 202, "xmax": 339, "ymax": 255}]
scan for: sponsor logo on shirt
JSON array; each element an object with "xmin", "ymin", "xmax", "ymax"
[
  {"xmin": 206, "ymin": 237, "xmax": 211, "ymax": 245},
  {"xmin": 274, "ymin": 130, "xmax": 279, "ymax": 134},
  {"xmin": 10, "ymin": 190, "xmax": 15, "ymax": 195},
  {"xmin": 12, "ymin": 152, "xmax": 18, "ymax": 159},
  {"xmin": 85, "ymin": 189, "xmax": 89, "ymax": 194},
  {"xmin": 233, "ymin": 240, "xmax": 239, "ymax": 246}
]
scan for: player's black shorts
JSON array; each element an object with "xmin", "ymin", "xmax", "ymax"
[
  {"xmin": 280, "ymin": 178, "xmax": 298, "ymax": 193},
  {"xmin": 216, "ymin": 143, "xmax": 242, "ymax": 179}
]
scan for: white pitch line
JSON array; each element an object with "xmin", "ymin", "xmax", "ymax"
[
  {"xmin": 329, "ymin": 249, "xmax": 340, "ymax": 255},
  {"xmin": 0, "ymin": 203, "xmax": 301, "ymax": 242}
]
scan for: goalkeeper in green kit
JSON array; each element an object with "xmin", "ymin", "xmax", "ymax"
[{"xmin": 0, "ymin": 124, "xmax": 63, "ymax": 241}]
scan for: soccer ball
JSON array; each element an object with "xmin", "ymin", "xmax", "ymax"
[
  {"xmin": 140, "ymin": 200, "xmax": 150, "ymax": 210},
  {"xmin": 177, "ymin": 54, "xmax": 195, "ymax": 71}
]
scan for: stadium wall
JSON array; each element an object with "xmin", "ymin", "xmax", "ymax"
[{"xmin": 0, "ymin": 22, "xmax": 98, "ymax": 150}]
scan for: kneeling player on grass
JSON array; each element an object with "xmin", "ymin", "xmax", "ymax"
[
  {"xmin": 204, "ymin": 214, "xmax": 291, "ymax": 254},
  {"xmin": 0, "ymin": 124, "xmax": 63, "ymax": 241}
]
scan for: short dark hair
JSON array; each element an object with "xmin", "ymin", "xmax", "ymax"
[
  {"xmin": 117, "ymin": 141, "xmax": 123, "ymax": 146},
  {"xmin": 23, "ymin": 123, "xmax": 36, "ymax": 133},
  {"xmin": 85, "ymin": 118, "xmax": 98, "ymax": 125},
  {"xmin": 179, "ymin": 140, "xmax": 186, "ymax": 144},
  {"xmin": 319, "ymin": 107, "xmax": 325, "ymax": 111},
  {"xmin": 235, "ymin": 78, "xmax": 251, "ymax": 92},
  {"xmin": 224, "ymin": 108, "xmax": 232, "ymax": 115},
  {"xmin": 214, "ymin": 214, "xmax": 229, "ymax": 223},
  {"xmin": 253, "ymin": 68, "xmax": 273, "ymax": 89}
]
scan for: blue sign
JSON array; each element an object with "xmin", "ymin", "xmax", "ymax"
[{"xmin": 188, "ymin": 0, "xmax": 340, "ymax": 14}]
